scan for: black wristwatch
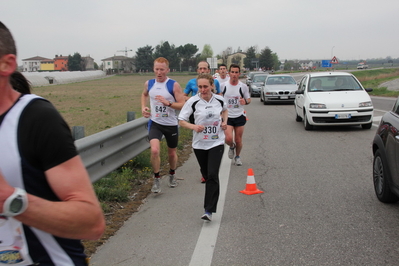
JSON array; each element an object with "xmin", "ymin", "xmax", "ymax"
[{"xmin": 1, "ymin": 187, "xmax": 28, "ymax": 217}]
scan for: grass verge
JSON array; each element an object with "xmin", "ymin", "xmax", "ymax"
[{"xmin": 352, "ymin": 68, "xmax": 399, "ymax": 97}]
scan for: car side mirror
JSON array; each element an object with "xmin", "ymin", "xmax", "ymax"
[
  {"xmin": 365, "ymin": 88, "xmax": 373, "ymax": 92},
  {"xmin": 295, "ymin": 90, "xmax": 304, "ymax": 95}
]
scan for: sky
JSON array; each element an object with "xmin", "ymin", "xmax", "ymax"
[{"xmin": 2, "ymin": 0, "xmax": 399, "ymax": 66}]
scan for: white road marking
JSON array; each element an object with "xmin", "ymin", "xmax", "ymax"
[{"xmin": 189, "ymin": 145, "xmax": 232, "ymax": 266}]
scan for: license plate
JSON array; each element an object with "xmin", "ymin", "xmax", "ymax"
[
  {"xmin": 335, "ymin": 113, "xmax": 351, "ymax": 119},
  {"xmin": 280, "ymin": 96, "xmax": 288, "ymax": 99}
]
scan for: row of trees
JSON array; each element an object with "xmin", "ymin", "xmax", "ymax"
[
  {"xmin": 66, "ymin": 43, "xmax": 280, "ymax": 72},
  {"xmin": 134, "ymin": 42, "xmax": 280, "ymax": 72},
  {"xmin": 67, "ymin": 53, "xmax": 99, "ymax": 71}
]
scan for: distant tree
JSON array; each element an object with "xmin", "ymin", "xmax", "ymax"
[
  {"xmin": 176, "ymin": 43, "xmax": 198, "ymax": 71},
  {"xmin": 259, "ymin": 47, "xmax": 274, "ymax": 70},
  {"xmin": 244, "ymin": 46, "xmax": 257, "ymax": 69},
  {"xmin": 153, "ymin": 41, "xmax": 179, "ymax": 70},
  {"xmin": 271, "ymin": 52, "xmax": 279, "ymax": 70},
  {"xmin": 198, "ymin": 44, "xmax": 213, "ymax": 61},
  {"xmin": 94, "ymin": 62, "xmax": 99, "ymax": 70},
  {"xmin": 80, "ymin": 57, "xmax": 87, "ymax": 71},
  {"xmin": 284, "ymin": 61, "xmax": 292, "ymax": 71},
  {"xmin": 68, "ymin": 52, "xmax": 82, "ymax": 71},
  {"xmin": 135, "ymin": 45, "xmax": 154, "ymax": 72}
]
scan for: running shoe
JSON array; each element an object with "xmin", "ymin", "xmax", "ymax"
[
  {"xmin": 234, "ymin": 156, "xmax": 242, "ymax": 166},
  {"xmin": 201, "ymin": 211, "xmax": 212, "ymax": 221},
  {"xmin": 228, "ymin": 143, "xmax": 235, "ymax": 159},
  {"xmin": 169, "ymin": 174, "xmax": 178, "ymax": 188},
  {"xmin": 151, "ymin": 177, "xmax": 161, "ymax": 193},
  {"xmin": 201, "ymin": 177, "xmax": 206, "ymax": 183}
]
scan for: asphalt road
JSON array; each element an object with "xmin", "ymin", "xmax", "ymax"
[{"xmin": 90, "ymin": 90, "xmax": 399, "ymax": 265}]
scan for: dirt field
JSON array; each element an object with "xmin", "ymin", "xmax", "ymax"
[{"xmin": 32, "ymin": 74, "xmax": 193, "ymax": 136}]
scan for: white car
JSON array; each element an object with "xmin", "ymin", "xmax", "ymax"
[
  {"xmin": 260, "ymin": 74, "xmax": 297, "ymax": 104},
  {"xmin": 294, "ymin": 72, "xmax": 373, "ymax": 130}
]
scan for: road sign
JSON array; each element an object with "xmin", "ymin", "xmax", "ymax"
[
  {"xmin": 321, "ymin": 60, "xmax": 332, "ymax": 68},
  {"xmin": 207, "ymin": 57, "xmax": 218, "ymax": 69},
  {"xmin": 331, "ymin": 56, "xmax": 339, "ymax": 64}
]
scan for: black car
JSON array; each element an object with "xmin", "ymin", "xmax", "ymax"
[{"xmin": 372, "ymin": 96, "xmax": 399, "ymax": 203}]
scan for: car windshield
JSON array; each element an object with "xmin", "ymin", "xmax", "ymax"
[
  {"xmin": 266, "ymin": 76, "xmax": 296, "ymax": 85},
  {"xmin": 308, "ymin": 76, "xmax": 363, "ymax": 92},
  {"xmin": 253, "ymin": 75, "xmax": 268, "ymax": 83},
  {"xmin": 250, "ymin": 72, "xmax": 262, "ymax": 79}
]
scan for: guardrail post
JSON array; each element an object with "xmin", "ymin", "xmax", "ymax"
[
  {"xmin": 72, "ymin": 126, "xmax": 85, "ymax": 140},
  {"xmin": 127, "ymin": 111, "xmax": 136, "ymax": 122}
]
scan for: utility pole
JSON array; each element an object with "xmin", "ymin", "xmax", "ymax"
[{"xmin": 117, "ymin": 47, "xmax": 133, "ymax": 57}]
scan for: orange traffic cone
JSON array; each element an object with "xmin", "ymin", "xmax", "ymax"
[{"xmin": 240, "ymin": 168, "xmax": 264, "ymax": 195}]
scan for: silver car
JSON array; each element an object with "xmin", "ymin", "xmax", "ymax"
[{"xmin": 260, "ymin": 74, "xmax": 297, "ymax": 104}]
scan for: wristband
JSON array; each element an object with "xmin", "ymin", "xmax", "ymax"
[
  {"xmin": 244, "ymin": 99, "xmax": 249, "ymax": 105},
  {"xmin": 1, "ymin": 187, "xmax": 28, "ymax": 217}
]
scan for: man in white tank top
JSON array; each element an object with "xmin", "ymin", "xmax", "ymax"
[{"xmin": 141, "ymin": 57, "xmax": 185, "ymax": 193}]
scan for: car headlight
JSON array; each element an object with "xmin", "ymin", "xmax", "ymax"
[
  {"xmin": 265, "ymin": 91, "xmax": 277, "ymax": 95},
  {"xmin": 309, "ymin": 103, "xmax": 326, "ymax": 109},
  {"xmin": 359, "ymin": 101, "xmax": 372, "ymax": 107}
]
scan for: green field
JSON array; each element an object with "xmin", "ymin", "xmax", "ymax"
[{"xmin": 352, "ymin": 68, "xmax": 399, "ymax": 97}]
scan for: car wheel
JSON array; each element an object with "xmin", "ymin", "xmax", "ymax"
[
  {"xmin": 263, "ymin": 98, "xmax": 268, "ymax": 105},
  {"xmin": 373, "ymin": 150, "xmax": 399, "ymax": 203},
  {"xmin": 260, "ymin": 93, "xmax": 264, "ymax": 102},
  {"xmin": 303, "ymin": 111, "xmax": 313, "ymax": 130},
  {"xmin": 295, "ymin": 106, "xmax": 302, "ymax": 122},
  {"xmin": 362, "ymin": 122, "xmax": 372, "ymax": 129}
]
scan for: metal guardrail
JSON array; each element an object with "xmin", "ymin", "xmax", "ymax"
[{"xmin": 75, "ymin": 117, "xmax": 150, "ymax": 183}]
